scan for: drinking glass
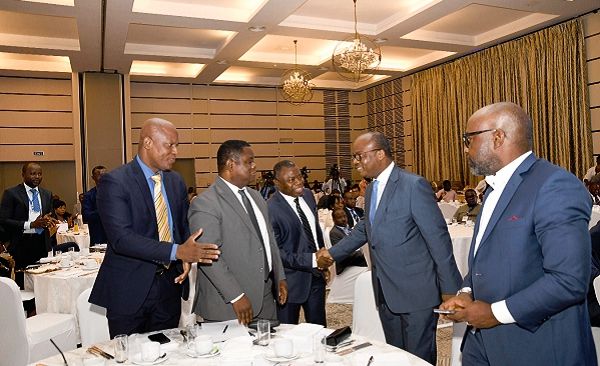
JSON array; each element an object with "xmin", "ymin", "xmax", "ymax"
[
  {"xmin": 256, "ymin": 319, "xmax": 270, "ymax": 346},
  {"xmin": 313, "ymin": 335, "xmax": 326, "ymax": 363},
  {"xmin": 114, "ymin": 334, "xmax": 128, "ymax": 363}
]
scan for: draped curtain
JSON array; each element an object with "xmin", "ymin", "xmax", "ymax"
[{"xmin": 412, "ymin": 20, "xmax": 591, "ymax": 187}]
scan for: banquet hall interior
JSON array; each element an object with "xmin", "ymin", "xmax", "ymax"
[{"xmin": 0, "ymin": 0, "xmax": 600, "ymax": 365}]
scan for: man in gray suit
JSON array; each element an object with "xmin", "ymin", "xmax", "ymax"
[
  {"xmin": 189, "ymin": 140, "xmax": 287, "ymax": 324},
  {"xmin": 317, "ymin": 132, "xmax": 462, "ymax": 364}
]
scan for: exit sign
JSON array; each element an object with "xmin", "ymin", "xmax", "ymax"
[{"xmin": 33, "ymin": 151, "xmax": 44, "ymax": 156}]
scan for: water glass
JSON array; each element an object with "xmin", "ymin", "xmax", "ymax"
[
  {"xmin": 256, "ymin": 319, "xmax": 270, "ymax": 346},
  {"xmin": 114, "ymin": 334, "xmax": 128, "ymax": 363},
  {"xmin": 313, "ymin": 335, "xmax": 326, "ymax": 363},
  {"xmin": 185, "ymin": 323, "xmax": 199, "ymax": 350}
]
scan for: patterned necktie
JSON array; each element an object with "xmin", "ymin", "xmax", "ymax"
[
  {"xmin": 31, "ymin": 189, "xmax": 43, "ymax": 234},
  {"xmin": 369, "ymin": 180, "xmax": 379, "ymax": 223},
  {"xmin": 294, "ymin": 197, "xmax": 318, "ymax": 251},
  {"xmin": 151, "ymin": 174, "xmax": 172, "ymax": 243},
  {"xmin": 239, "ymin": 189, "xmax": 269, "ymax": 279}
]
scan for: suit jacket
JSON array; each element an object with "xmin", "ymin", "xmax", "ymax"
[
  {"xmin": 344, "ymin": 206, "xmax": 364, "ymax": 228},
  {"xmin": 329, "ymin": 225, "xmax": 367, "ymax": 275},
  {"xmin": 82, "ymin": 186, "xmax": 107, "ymax": 244},
  {"xmin": 267, "ymin": 189, "xmax": 324, "ymax": 303},
  {"xmin": 89, "ymin": 158, "xmax": 190, "ymax": 315},
  {"xmin": 189, "ymin": 177, "xmax": 285, "ymax": 320},
  {"xmin": 0, "ymin": 184, "xmax": 52, "ymax": 264},
  {"xmin": 463, "ymin": 154, "xmax": 596, "ymax": 365},
  {"xmin": 329, "ymin": 165, "xmax": 462, "ymax": 313}
]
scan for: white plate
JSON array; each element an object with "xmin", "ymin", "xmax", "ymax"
[
  {"xmin": 130, "ymin": 354, "xmax": 168, "ymax": 365},
  {"xmin": 81, "ymin": 265, "xmax": 99, "ymax": 271},
  {"xmin": 39, "ymin": 257, "xmax": 57, "ymax": 264},
  {"xmin": 263, "ymin": 353, "xmax": 299, "ymax": 362},
  {"xmin": 186, "ymin": 347, "xmax": 220, "ymax": 358},
  {"xmin": 59, "ymin": 263, "xmax": 73, "ymax": 269}
]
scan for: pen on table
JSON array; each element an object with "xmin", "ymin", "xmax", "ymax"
[
  {"xmin": 222, "ymin": 325, "xmax": 229, "ymax": 334},
  {"xmin": 366, "ymin": 355, "xmax": 374, "ymax": 366}
]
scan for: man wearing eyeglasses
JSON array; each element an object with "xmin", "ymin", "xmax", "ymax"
[
  {"xmin": 317, "ymin": 132, "xmax": 462, "ymax": 364},
  {"xmin": 441, "ymin": 102, "xmax": 596, "ymax": 365}
]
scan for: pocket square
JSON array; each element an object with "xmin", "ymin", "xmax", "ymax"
[{"xmin": 507, "ymin": 215, "xmax": 521, "ymax": 221}]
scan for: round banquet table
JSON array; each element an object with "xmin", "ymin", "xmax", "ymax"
[
  {"xmin": 447, "ymin": 224, "xmax": 474, "ymax": 277},
  {"xmin": 57, "ymin": 230, "xmax": 91, "ymax": 250}
]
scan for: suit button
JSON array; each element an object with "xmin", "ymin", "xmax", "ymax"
[{"xmin": 371, "ymin": 245, "xmax": 375, "ymax": 249}]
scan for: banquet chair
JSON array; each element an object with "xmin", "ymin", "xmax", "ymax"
[
  {"xmin": 438, "ymin": 202, "xmax": 459, "ymax": 220},
  {"xmin": 76, "ymin": 287, "xmax": 109, "ymax": 346},
  {"xmin": 592, "ymin": 276, "xmax": 600, "ymax": 363},
  {"xmin": 0, "ymin": 277, "xmax": 77, "ymax": 365},
  {"xmin": 351, "ymin": 271, "xmax": 385, "ymax": 342}
]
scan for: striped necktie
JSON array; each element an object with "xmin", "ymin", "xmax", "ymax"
[
  {"xmin": 151, "ymin": 173, "xmax": 172, "ymax": 244},
  {"xmin": 294, "ymin": 197, "xmax": 318, "ymax": 251},
  {"xmin": 369, "ymin": 180, "xmax": 379, "ymax": 223},
  {"xmin": 31, "ymin": 189, "xmax": 44, "ymax": 234}
]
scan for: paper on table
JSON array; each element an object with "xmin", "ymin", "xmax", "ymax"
[
  {"xmin": 57, "ymin": 223, "xmax": 68, "ymax": 233},
  {"xmin": 279, "ymin": 323, "xmax": 325, "ymax": 355},
  {"xmin": 282, "ymin": 323, "xmax": 323, "ymax": 337},
  {"xmin": 198, "ymin": 320, "xmax": 249, "ymax": 342},
  {"xmin": 352, "ymin": 352, "xmax": 409, "ymax": 366}
]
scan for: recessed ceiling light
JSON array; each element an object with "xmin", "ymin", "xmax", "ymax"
[
  {"xmin": 248, "ymin": 25, "xmax": 266, "ymax": 32},
  {"xmin": 374, "ymin": 38, "xmax": 388, "ymax": 44},
  {"xmin": 216, "ymin": 60, "xmax": 228, "ymax": 65}
]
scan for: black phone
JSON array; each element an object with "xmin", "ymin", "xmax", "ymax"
[{"xmin": 148, "ymin": 332, "xmax": 171, "ymax": 344}]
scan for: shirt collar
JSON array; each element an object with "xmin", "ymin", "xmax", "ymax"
[
  {"xmin": 279, "ymin": 190, "xmax": 301, "ymax": 205},
  {"xmin": 485, "ymin": 151, "xmax": 532, "ymax": 190},
  {"xmin": 24, "ymin": 183, "xmax": 37, "ymax": 192},
  {"xmin": 220, "ymin": 176, "xmax": 247, "ymax": 195},
  {"xmin": 375, "ymin": 161, "xmax": 395, "ymax": 184},
  {"xmin": 136, "ymin": 155, "xmax": 161, "ymax": 181}
]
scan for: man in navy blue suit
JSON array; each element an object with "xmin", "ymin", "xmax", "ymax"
[
  {"xmin": 268, "ymin": 160, "xmax": 327, "ymax": 326},
  {"xmin": 89, "ymin": 118, "xmax": 220, "ymax": 337},
  {"xmin": 441, "ymin": 102, "xmax": 596, "ymax": 365},
  {"xmin": 82, "ymin": 165, "xmax": 107, "ymax": 245}
]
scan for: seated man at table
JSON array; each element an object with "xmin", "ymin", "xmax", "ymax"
[
  {"xmin": 436, "ymin": 180, "xmax": 457, "ymax": 202},
  {"xmin": 329, "ymin": 208, "xmax": 367, "ymax": 275},
  {"xmin": 452, "ymin": 189, "xmax": 481, "ymax": 223}
]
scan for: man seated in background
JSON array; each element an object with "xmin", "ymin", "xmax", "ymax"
[
  {"xmin": 329, "ymin": 208, "xmax": 367, "ymax": 275},
  {"xmin": 343, "ymin": 191, "xmax": 364, "ymax": 228},
  {"xmin": 589, "ymin": 174, "xmax": 600, "ymax": 205},
  {"xmin": 452, "ymin": 189, "xmax": 481, "ymax": 223},
  {"xmin": 436, "ymin": 180, "xmax": 457, "ymax": 202},
  {"xmin": 584, "ymin": 155, "xmax": 600, "ymax": 184},
  {"xmin": 83, "ymin": 165, "xmax": 108, "ymax": 245}
]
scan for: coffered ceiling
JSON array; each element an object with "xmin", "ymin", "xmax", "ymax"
[{"xmin": 0, "ymin": 0, "xmax": 597, "ymax": 90}]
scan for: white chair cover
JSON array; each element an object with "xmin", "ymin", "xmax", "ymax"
[
  {"xmin": 439, "ymin": 202, "xmax": 459, "ymax": 220},
  {"xmin": 180, "ymin": 263, "xmax": 198, "ymax": 327},
  {"xmin": 351, "ymin": 271, "xmax": 385, "ymax": 342},
  {"xmin": 0, "ymin": 277, "xmax": 77, "ymax": 365},
  {"xmin": 327, "ymin": 265, "xmax": 369, "ymax": 304},
  {"xmin": 76, "ymin": 287, "xmax": 109, "ymax": 346},
  {"xmin": 450, "ymin": 322, "xmax": 467, "ymax": 366}
]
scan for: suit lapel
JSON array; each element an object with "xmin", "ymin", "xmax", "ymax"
[
  {"xmin": 475, "ymin": 154, "xmax": 537, "ymax": 254},
  {"xmin": 373, "ymin": 167, "xmax": 399, "ymax": 224},
  {"xmin": 214, "ymin": 178, "xmax": 259, "ymax": 241},
  {"xmin": 130, "ymin": 160, "xmax": 155, "ymax": 222},
  {"xmin": 15, "ymin": 185, "xmax": 29, "ymax": 212}
]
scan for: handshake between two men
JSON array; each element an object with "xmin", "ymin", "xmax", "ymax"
[{"xmin": 316, "ymin": 248, "xmax": 334, "ymax": 270}]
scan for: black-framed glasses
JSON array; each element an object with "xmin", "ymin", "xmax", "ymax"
[
  {"xmin": 352, "ymin": 149, "xmax": 381, "ymax": 161},
  {"xmin": 462, "ymin": 129, "xmax": 496, "ymax": 148}
]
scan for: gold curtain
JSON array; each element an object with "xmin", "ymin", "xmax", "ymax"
[{"xmin": 412, "ymin": 19, "xmax": 591, "ymax": 187}]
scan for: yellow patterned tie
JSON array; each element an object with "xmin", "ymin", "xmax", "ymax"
[{"xmin": 151, "ymin": 174, "xmax": 172, "ymax": 269}]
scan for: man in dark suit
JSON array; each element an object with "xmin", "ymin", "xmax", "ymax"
[
  {"xmin": 317, "ymin": 132, "xmax": 462, "ymax": 364},
  {"xmin": 441, "ymin": 102, "xmax": 596, "ymax": 365},
  {"xmin": 189, "ymin": 140, "xmax": 287, "ymax": 324},
  {"xmin": 329, "ymin": 208, "xmax": 367, "ymax": 275},
  {"xmin": 343, "ymin": 191, "xmax": 363, "ymax": 228},
  {"xmin": 89, "ymin": 118, "xmax": 220, "ymax": 337},
  {"xmin": 0, "ymin": 162, "xmax": 55, "ymax": 288},
  {"xmin": 82, "ymin": 165, "xmax": 108, "ymax": 245},
  {"xmin": 268, "ymin": 160, "xmax": 326, "ymax": 326}
]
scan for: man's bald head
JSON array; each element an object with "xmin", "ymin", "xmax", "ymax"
[
  {"xmin": 138, "ymin": 118, "xmax": 179, "ymax": 172},
  {"xmin": 470, "ymin": 102, "xmax": 533, "ymax": 153}
]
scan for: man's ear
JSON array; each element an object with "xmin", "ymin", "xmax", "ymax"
[
  {"xmin": 143, "ymin": 137, "xmax": 152, "ymax": 150},
  {"xmin": 493, "ymin": 129, "xmax": 505, "ymax": 149}
]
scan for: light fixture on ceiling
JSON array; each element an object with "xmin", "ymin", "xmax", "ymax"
[
  {"xmin": 248, "ymin": 25, "xmax": 266, "ymax": 32},
  {"xmin": 280, "ymin": 40, "xmax": 314, "ymax": 105},
  {"xmin": 331, "ymin": 0, "xmax": 381, "ymax": 83}
]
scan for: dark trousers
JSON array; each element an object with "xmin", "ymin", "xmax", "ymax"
[
  {"xmin": 376, "ymin": 280, "xmax": 438, "ymax": 365},
  {"xmin": 12, "ymin": 233, "xmax": 47, "ymax": 288},
  {"xmin": 277, "ymin": 273, "xmax": 326, "ymax": 326},
  {"xmin": 106, "ymin": 266, "xmax": 181, "ymax": 338}
]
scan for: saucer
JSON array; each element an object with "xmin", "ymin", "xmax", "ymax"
[
  {"xmin": 131, "ymin": 354, "xmax": 168, "ymax": 365},
  {"xmin": 263, "ymin": 353, "xmax": 299, "ymax": 362},
  {"xmin": 186, "ymin": 347, "xmax": 220, "ymax": 358}
]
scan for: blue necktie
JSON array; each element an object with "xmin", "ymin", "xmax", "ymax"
[
  {"xmin": 31, "ymin": 189, "xmax": 43, "ymax": 234},
  {"xmin": 369, "ymin": 180, "xmax": 379, "ymax": 223}
]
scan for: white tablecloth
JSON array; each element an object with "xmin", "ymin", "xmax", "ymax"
[
  {"xmin": 57, "ymin": 231, "xmax": 91, "ymax": 250},
  {"xmin": 32, "ymin": 324, "xmax": 431, "ymax": 366},
  {"xmin": 448, "ymin": 224, "xmax": 474, "ymax": 277}
]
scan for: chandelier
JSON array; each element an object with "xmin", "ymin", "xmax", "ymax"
[
  {"xmin": 332, "ymin": 0, "xmax": 381, "ymax": 83},
  {"xmin": 280, "ymin": 40, "xmax": 314, "ymax": 105}
]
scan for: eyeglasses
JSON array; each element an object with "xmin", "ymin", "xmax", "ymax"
[
  {"xmin": 462, "ymin": 129, "xmax": 496, "ymax": 148},
  {"xmin": 352, "ymin": 149, "xmax": 381, "ymax": 161}
]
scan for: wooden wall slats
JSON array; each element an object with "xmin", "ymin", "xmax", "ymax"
[
  {"xmin": 130, "ymin": 98, "xmax": 192, "ymax": 113},
  {"xmin": 0, "ymin": 94, "xmax": 72, "ymax": 111},
  {"xmin": 209, "ymin": 115, "xmax": 278, "ymax": 128},
  {"xmin": 0, "ymin": 111, "xmax": 72, "ymax": 127},
  {"xmin": 0, "ymin": 128, "xmax": 73, "ymax": 144},
  {"xmin": 0, "ymin": 77, "xmax": 71, "ymax": 95},
  {"xmin": 130, "ymin": 82, "xmax": 191, "ymax": 98},
  {"xmin": 0, "ymin": 145, "xmax": 73, "ymax": 161},
  {"xmin": 131, "ymin": 113, "xmax": 195, "ymax": 128}
]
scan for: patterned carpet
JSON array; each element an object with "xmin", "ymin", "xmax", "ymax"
[{"xmin": 322, "ymin": 303, "xmax": 453, "ymax": 366}]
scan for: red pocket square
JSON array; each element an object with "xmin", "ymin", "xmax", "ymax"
[{"xmin": 507, "ymin": 215, "xmax": 521, "ymax": 221}]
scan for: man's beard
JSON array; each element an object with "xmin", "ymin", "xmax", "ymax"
[{"xmin": 468, "ymin": 142, "xmax": 502, "ymax": 176}]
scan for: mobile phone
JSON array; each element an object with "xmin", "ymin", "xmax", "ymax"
[
  {"xmin": 148, "ymin": 332, "xmax": 171, "ymax": 344},
  {"xmin": 433, "ymin": 308, "xmax": 456, "ymax": 315}
]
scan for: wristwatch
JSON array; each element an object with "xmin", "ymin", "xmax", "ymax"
[{"xmin": 457, "ymin": 287, "xmax": 472, "ymax": 296}]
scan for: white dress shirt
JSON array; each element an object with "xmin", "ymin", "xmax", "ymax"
[
  {"xmin": 373, "ymin": 162, "xmax": 395, "ymax": 211},
  {"xmin": 279, "ymin": 192, "xmax": 320, "ymax": 268},
  {"xmin": 473, "ymin": 150, "xmax": 532, "ymax": 324},
  {"xmin": 23, "ymin": 183, "xmax": 42, "ymax": 233}
]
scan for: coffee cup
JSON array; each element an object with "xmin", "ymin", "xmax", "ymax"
[
  {"xmin": 84, "ymin": 259, "xmax": 97, "ymax": 268},
  {"xmin": 273, "ymin": 338, "xmax": 294, "ymax": 358},
  {"xmin": 59, "ymin": 257, "xmax": 72, "ymax": 267},
  {"xmin": 140, "ymin": 341, "xmax": 160, "ymax": 362},
  {"xmin": 194, "ymin": 335, "xmax": 213, "ymax": 355}
]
